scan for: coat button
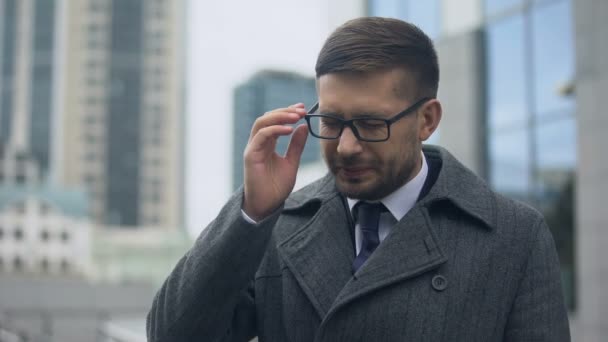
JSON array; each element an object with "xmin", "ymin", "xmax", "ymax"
[{"xmin": 431, "ymin": 275, "xmax": 448, "ymax": 291}]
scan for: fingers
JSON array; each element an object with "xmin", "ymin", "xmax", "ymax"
[
  {"xmin": 285, "ymin": 124, "xmax": 309, "ymax": 165},
  {"xmin": 249, "ymin": 105, "xmax": 307, "ymax": 142},
  {"xmin": 246, "ymin": 125, "xmax": 294, "ymax": 157}
]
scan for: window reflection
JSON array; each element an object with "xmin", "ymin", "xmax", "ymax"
[
  {"xmin": 486, "ymin": 0, "xmax": 576, "ymax": 309},
  {"xmin": 535, "ymin": 114, "xmax": 576, "ymax": 308},
  {"xmin": 536, "ymin": 116, "xmax": 576, "ymax": 170},
  {"xmin": 368, "ymin": 0, "xmax": 440, "ymax": 39},
  {"xmin": 406, "ymin": 1, "xmax": 440, "ymax": 39},
  {"xmin": 487, "ymin": 14, "xmax": 527, "ymax": 130},
  {"xmin": 532, "ymin": 1, "xmax": 575, "ymax": 117},
  {"xmin": 368, "ymin": 0, "xmax": 402, "ymax": 18},
  {"xmin": 541, "ymin": 169, "xmax": 575, "ymax": 309},
  {"xmin": 490, "ymin": 130, "xmax": 531, "ymax": 199},
  {"xmin": 485, "ymin": 0, "xmax": 523, "ymax": 16}
]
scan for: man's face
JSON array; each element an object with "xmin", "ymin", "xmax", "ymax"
[{"xmin": 317, "ymin": 68, "xmax": 425, "ymax": 200}]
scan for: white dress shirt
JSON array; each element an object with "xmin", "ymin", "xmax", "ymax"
[{"xmin": 347, "ymin": 153, "xmax": 428, "ymax": 255}]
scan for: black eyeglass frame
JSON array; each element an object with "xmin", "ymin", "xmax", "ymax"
[{"xmin": 304, "ymin": 97, "xmax": 434, "ymax": 142}]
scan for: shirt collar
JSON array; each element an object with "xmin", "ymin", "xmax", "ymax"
[{"xmin": 347, "ymin": 152, "xmax": 429, "ymax": 221}]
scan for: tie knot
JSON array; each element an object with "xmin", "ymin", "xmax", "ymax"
[{"xmin": 353, "ymin": 202, "xmax": 387, "ymax": 230}]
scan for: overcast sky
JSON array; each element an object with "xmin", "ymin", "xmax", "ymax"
[{"xmin": 186, "ymin": 1, "xmax": 332, "ymax": 236}]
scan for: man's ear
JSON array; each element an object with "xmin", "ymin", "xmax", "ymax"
[{"xmin": 418, "ymin": 99, "xmax": 442, "ymax": 141}]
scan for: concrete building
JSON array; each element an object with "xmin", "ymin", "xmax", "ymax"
[
  {"xmin": 0, "ymin": 0, "xmax": 186, "ymax": 228},
  {"xmin": 0, "ymin": 142, "xmax": 91, "ymax": 276},
  {"xmin": 59, "ymin": 0, "xmax": 186, "ymax": 228},
  {"xmin": 232, "ymin": 70, "xmax": 319, "ymax": 190},
  {"xmin": 321, "ymin": 0, "xmax": 602, "ymax": 340},
  {"xmin": 91, "ymin": 225, "xmax": 191, "ymax": 285},
  {"xmin": 0, "ymin": 1, "xmax": 187, "ymax": 339},
  {"xmin": 0, "ymin": 0, "xmax": 58, "ymax": 178},
  {"xmin": 0, "ymin": 185, "xmax": 91, "ymax": 276}
]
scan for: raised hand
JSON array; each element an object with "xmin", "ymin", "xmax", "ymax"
[{"xmin": 242, "ymin": 103, "xmax": 309, "ymax": 221}]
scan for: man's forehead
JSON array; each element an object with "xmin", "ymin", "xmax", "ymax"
[
  {"xmin": 315, "ymin": 69, "xmax": 415, "ymax": 112},
  {"xmin": 317, "ymin": 68, "xmax": 415, "ymax": 95}
]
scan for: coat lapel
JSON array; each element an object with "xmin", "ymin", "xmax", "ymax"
[
  {"xmin": 275, "ymin": 145, "xmax": 497, "ymax": 324},
  {"xmin": 325, "ymin": 204, "xmax": 447, "ymax": 318},
  {"xmin": 278, "ymin": 193, "xmax": 355, "ymax": 319}
]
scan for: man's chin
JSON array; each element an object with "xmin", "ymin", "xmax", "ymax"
[{"xmin": 335, "ymin": 178, "xmax": 379, "ymax": 200}]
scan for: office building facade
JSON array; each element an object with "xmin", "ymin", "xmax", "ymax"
[
  {"xmin": 0, "ymin": 0, "xmax": 186, "ymax": 228},
  {"xmin": 60, "ymin": 0, "xmax": 186, "ymax": 228},
  {"xmin": 0, "ymin": 0, "xmax": 58, "ymax": 175},
  {"xmin": 360, "ymin": 0, "xmax": 605, "ymax": 339},
  {"xmin": 232, "ymin": 70, "xmax": 319, "ymax": 190},
  {"xmin": 0, "ymin": 142, "xmax": 91, "ymax": 276}
]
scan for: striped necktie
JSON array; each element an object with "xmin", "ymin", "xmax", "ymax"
[{"xmin": 352, "ymin": 202, "xmax": 387, "ymax": 273}]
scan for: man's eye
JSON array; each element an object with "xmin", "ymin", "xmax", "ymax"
[
  {"xmin": 321, "ymin": 119, "xmax": 340, "ymax": 127},
  {"xmin": 357, "ymin": 120, "xmax": 385, "ymax": 128}
]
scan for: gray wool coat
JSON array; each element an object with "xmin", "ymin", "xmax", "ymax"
[{"xmin": 147, "ymin": 145, "xmax": 570, "ymax": 341}]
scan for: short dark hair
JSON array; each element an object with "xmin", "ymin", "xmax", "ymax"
[{"xmin": 315, "ymin": 17, "xmax": 439, "ymax": 98}]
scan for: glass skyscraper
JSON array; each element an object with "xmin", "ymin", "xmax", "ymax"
[
  {"xmin": 232, "ymin": 70, "xmax": 319, "ymax": 190},
  {"xmin": 369, "ymin": 0, "xmax": 575, "ymax": 307},
  {"xmin": 365, "ymin": 0, "xmax": 605, "ymax": 339}
]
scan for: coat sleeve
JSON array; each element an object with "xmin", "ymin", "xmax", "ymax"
[
  {"xmin": 146, "ymin": 190, "xmax": 282, "ymax": 342},
  {"xmin": 503, "ymin": 218, "xmax": 571, "ymax": 342}
]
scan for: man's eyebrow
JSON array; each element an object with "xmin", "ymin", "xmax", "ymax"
[
  {"xmin": 350, "ymin": 111, "xmax": 385, "ymax": 119},
  {"xmin": 318, "ymin": 108, "xmax": 344, "ymax": 117}
]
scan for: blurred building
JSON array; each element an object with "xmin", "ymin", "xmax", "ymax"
[
  {"xmin": 0, "ymin": 185, "xmax": 91, "ymax": 276},
  {"xmin": 91, "ymin": 225, "xmax": 191, "ymax": 285},
  {"xmin": 0, "ymin": 1, "xmax": 187, "ymax": 340},
  {"xmin": 0, "ymin": 0, "xmax": 186, "ymax": 228},
  {"xmin": 61, "ymin": 0, "xmax": 186, "ymax": 228},
  {"xmin": 0, "ymin": 0, "xmax": 56, "ymax": 177},
  {"xmin": 0, "ymin": 143, "xmax": 91, "ymax": 276},
  {"xmin": 232, "ymin": 70, "xmax": 319, "ymax": 190},
  {"xmin": 350, "ymin": 0, "xmax": 603, "ymax": 340}
]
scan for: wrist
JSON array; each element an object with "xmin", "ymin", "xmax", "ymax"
[{"xmin": 242, "ymin": 199, "xmax": 270, "ymax": 222}]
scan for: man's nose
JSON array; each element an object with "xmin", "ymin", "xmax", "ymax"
[{"xmin": 337, "ymin": 126, "xmax": 363, "ymax": 155}]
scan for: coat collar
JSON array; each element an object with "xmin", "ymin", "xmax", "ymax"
[
  {"xmin": 279, "ymin": 193, "xmax": 356, "ymax": 319},
  {"xmin": 418, "ymin": 145, "xmax": 496, "ymax": 230}
]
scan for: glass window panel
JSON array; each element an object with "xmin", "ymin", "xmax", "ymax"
[
  {"xmin": 532, "ymin": 0, "xmax": 575, "ymax": 117},
  {"xmin": 536, "ymin": 116, "xmax": 576, "ymax": 170},
  {"xmin": 487, "ymin": 14, "xmax": 527, "ymax": 130},
  {"xmin": 367, "ymin": 0, "xmax": 404, "ymax": 18},
  {"xmin": 406, "ymin": 1, "xmax": 440, "ymax": 39},
  {"xmin": 368, "ymin": 0, "xmax": 440, "ymax": 39},
  {"xmin": 485, "ymin": 0, "xmax": 523, "ymax": 16},
  {"xmin": 535, "ymin": 115, "xmax": 576, "ymax": 309},
  {"xmin": 489, "ymin": 129, "xmax": 531, "ymax": 199}
]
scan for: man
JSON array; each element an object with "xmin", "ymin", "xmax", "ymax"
[{"xmin": 147, "ymin": 17, "xmax": 570, "ymax": 341}]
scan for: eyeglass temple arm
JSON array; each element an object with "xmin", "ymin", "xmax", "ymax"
[{"xmin": 307, "ymin": 102, "xmax": 319, "ymax": 114}]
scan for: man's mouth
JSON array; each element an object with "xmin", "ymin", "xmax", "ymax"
[{"xmin": 340, "ymin": 166, "xmax": 373, "ymax": 178}]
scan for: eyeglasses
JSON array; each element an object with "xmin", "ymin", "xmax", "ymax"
[{"xmin": 304, "ymin": 97, "xmax": 433, "ymax": 142}]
